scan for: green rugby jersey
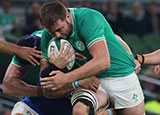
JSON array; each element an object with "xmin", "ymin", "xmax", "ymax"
[
  {"xmin": 11, "ymin": 30, "xmax": 44, "ymax": 85},
  {"xmin": 41, "ymin": 8, "xmax": 135, "ymax": 78}
]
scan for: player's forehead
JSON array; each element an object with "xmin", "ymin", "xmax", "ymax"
[
  {"xmin": 53, "ymin": 19, "xmax": 66, "ymax": 30},
  {"xmin": 47, "ymin": 19, "xmax": 66, "ymax": 34}
]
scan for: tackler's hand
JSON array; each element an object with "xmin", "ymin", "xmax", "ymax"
[
  {"xmin": 16, "ymin": 46, "xmax": 43, "ymax": 66},
  {"xmin": 41, "ymin": 70, "xmax": 69, "ymax": 91},
  {"xmin": 134, "ymin": 59, "xmax": 141, "ymax": 74},
  {"xmin": 79, "ymin": 76, "xmax": 99, "ymax": 92}
]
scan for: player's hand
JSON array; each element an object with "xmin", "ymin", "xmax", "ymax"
[
  {"xmin": 96, "ymin": 109, "xmax": 107, "ymax": 115},
  {"xmin": 40, "ymin": 70, "xmax": 68, "ymax": 91},
  {"xmin": 16, "ymin": 46, "xmax": 43, "ymax": 66},
  {"xmin": 79, "ymin": 76, "xmax": 99, "ymax": 92},
  {"xmin": 97, "ymin": 109, "xmax": 115, "ymax": 115},
  {"xmin": 134, "ymin": 59, "xmax": 141, "ymax": 74},
  {"xmin": 154, "ymin": 65, "xmax": 160, "ymax": 75},
  {"xmin": 50, "ymin": 42, "xmax": 75, "ymax": 69}
]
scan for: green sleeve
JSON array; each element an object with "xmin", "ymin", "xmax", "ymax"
[
  {"xmin": 12, "ymin": 56, "xmax": 28, "ymax": 69},
  {"xmin": 79, "ymin": 9, "xmax": 106, "ymax": 48},
  {"xmin": 41, "ymin": 29, "xmax": 54, "ymax": 60}
]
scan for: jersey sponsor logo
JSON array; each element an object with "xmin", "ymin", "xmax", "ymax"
[{"xmin": 76, "ymin": 41, "xmax": 85, "ymax": 51}]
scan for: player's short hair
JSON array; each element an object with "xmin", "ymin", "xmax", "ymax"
[
  {"xmin": 40, "ymin": 1, "xmax": 67, "ymax": 31},
  {"xmin": 15, "ymin": 35, "xmax": 41, "ymax": 65}
]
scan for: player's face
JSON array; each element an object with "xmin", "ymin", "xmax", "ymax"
[{"xmin": 49, "ymin": 16, "xmax": 73, "ymax": 39}]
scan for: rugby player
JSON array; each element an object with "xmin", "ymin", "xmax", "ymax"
[{"xmin": 40, "ymin": 2, "xmax": 145, "ymax": 115}]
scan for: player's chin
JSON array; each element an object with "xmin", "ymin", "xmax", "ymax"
[{"xmin": 43, "ymin": 88, "xmax": 66, "ymax": 98}]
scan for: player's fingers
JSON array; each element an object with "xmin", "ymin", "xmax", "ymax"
[
  {"xmin": 41, "ymin": 81, "xmax": 52, "ymax": 86},
  {"xmin": 49, "ymin": 70, "xmax": 60, "ymax": 76},
  {"xmin": 94, "ymin": 82, "xmax": 99, "ymax": 89},
  {"xmin": 32, "ymin": 53, "xmax": 43, "ymax": 59},
  {"xmin": 33, "ymin": 47, "xmax": 43, "ymax": 54},
  {"xmin": 50, "ymin": 50, "xmax": 55, "ymax": 57},
  {"xmin": 29, "ymin": 56, "xmax": 40, "ymax": 65},
  {"xmin": 90, "ymin": 86, "xmax": 97, "ymax": 92},
  {"xmin": 67, "ymin": 57, "xmax": 75, "ymax": 63},
  {"xmin": 51, "ymin": 87, "xmax": 58, "ymax": 91},
  {"xmin": 59, "ymin": 42, "xmax": 65, "ymax": 54},
  {"xmin": 27, "ymin": 58, "xmax": 36, "ymax": 66},
  {"xmin": 64, "ymin": 44, "xmax": 71, "ymax": 55},
  {"xmin": 50, "ymin": 50, "xmax": 55, "ymax": 61},
  {"xmin": 66, "ymin": 50, "xmax": 75, "ymax": 59},
  {"xmin": 43, "ymin": 84, "xmax": 54, "ymax": 89},
  {"xmin": 40, "ymin": 77, "xmax": 53, "ymax": 82}
]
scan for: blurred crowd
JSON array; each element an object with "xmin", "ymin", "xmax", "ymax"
[
  {"xmin": 0, "ymin": 0, "xmax": 160, "ymax": 38},
  {"xmin": 103, "ymin": 1, "xmax": 160, "ymax": 37}
]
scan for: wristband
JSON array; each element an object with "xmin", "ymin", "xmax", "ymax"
[
  {"xmin": 106, "ymin": 109, "xmax": 113, "ymax": 115},
  {"xmin": 72, "ymin": 80, "xmax": 80, "ymax": 89},
  {"xmin": 134, "ymin": 54, "xmax": 145, "ymax": 65}
]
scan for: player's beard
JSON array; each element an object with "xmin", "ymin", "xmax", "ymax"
[{"xmin": 61, "ymin": 20, "xmax": 73, "ymax": 39}]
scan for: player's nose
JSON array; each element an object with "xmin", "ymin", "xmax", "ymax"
[{"xmin": 55, "ymin": 32, "xmax": 61, "ymax": 38}]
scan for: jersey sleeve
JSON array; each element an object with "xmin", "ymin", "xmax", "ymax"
[
  {"xmin": 41, "ymin": 29, "xmax": 54, "ymax": 61},
  {"xmin": 11, "ymin": 56, "xmax": 29, "ymax": 69},
  {"xmin": 79, "ymin": 9, "xmax": 107, "ymax": 48}
]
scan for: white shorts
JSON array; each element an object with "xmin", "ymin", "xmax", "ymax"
[
  {"xmin": 98, "ymin": 72, "xmax": 144, "ymax": 109},
  {"xmin": 11, "ymin": 102, "xmax": 38, "ymax": 115}
]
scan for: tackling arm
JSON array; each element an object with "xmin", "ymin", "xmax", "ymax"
[
  {"xmin": 0, "ymin": 40, "xmax": 20, "ymax": 55},
  {"xmin": 2, "ymin": 63, "xmax": 42, "ymax": 97},
  {"xmin": 143, "ymin": 49, "xmax": 160, "ymax": 65}
]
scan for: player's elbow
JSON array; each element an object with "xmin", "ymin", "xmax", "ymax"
[
  {"xmin": 2, "ymin": 76, "xmax": 13, "ymax": 95},
  {"xmin": 103, "ymin": 60, "xmax": 110, "ymax": 70},
  {"xmin": 2, "ymin": 82, "xmax": 10, "ymax": 95},
  {"xmin": 2, "ymin": 85, "xmax": 10, "ymax": 95},
  {"xmin": 98, "ymin": 58, "xmax": 110, "ymax": 72}
]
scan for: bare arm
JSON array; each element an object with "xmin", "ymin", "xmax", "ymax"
[
  {"xmin": 0, "ymin": 40, "xmax": 19, "ymax": 55},
  {"xmin": 64, "ymin": 40, "xmax": 110, "ymax": 82},
  {"xmin": 143, "ymin": 49, "xmax": 160, "ymax": 65},
  {"xmin": 2, "ymin": 63, "xmax": 42, "ymax": 97},
  {"xmin": 41, "ymin": 76, "xmax": 99, "ymax": 98},
  {"xmin": 0, "ymin": 40, "xmax": 43, "ymax": 66}
]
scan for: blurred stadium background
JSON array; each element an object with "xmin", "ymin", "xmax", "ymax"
[{"xmin": 0, "ymin": 0, "xmax": 160, "ymax": 115}]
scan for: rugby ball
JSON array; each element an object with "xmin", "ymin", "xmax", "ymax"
[{"xmin": 47, "ymin": 38, "xmax": 75, "ymax": 71}]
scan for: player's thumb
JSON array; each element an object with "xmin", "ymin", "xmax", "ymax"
[{"xmin": 49, "ymin": 70, "xmax": 59, "ymax": 76}]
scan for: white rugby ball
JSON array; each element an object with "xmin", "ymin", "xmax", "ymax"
[{"xmin": 47, "ymin": 38, "xmax": 75, "ymax": 71}]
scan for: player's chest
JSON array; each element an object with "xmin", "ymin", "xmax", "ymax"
[{"xmin": 68, "ymin": 35, "xmax": 92, "ymax": 61}]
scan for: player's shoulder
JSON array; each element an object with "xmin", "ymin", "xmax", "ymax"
[
  {"xmin": 73, "ymin": 8, "xmax": 103, "ymax": 20},
  {"xmin": 31, "ymin": 30, "xmax": 44, "ymax": 38},
  {"xmin": 41, "ymin": 29, "xmax": 54, "ymax": 40}
]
